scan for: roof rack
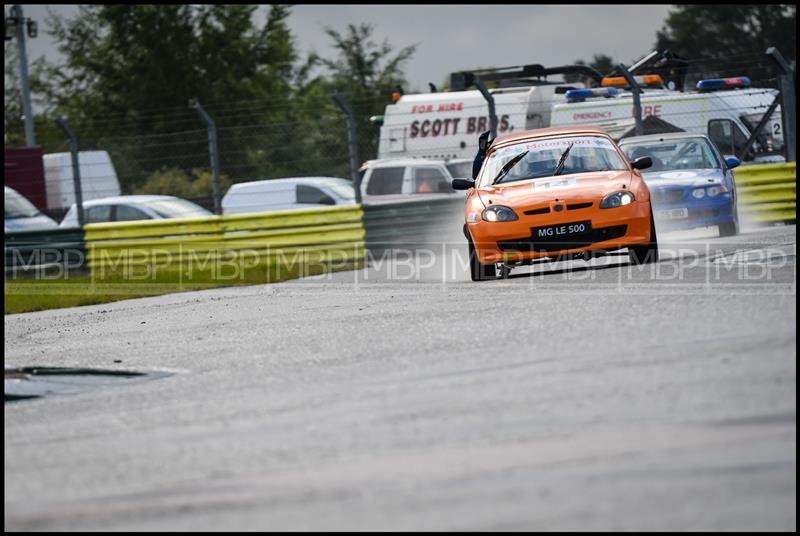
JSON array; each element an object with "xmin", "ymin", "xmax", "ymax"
[
  {"xmin": 619, "ymin": 50, "xmax": 689, "ymax": 91},
  {"xmin": 449, "ymin": 63, "xmax": 604, "ymax": 91}
]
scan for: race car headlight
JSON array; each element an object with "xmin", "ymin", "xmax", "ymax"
[
  {"xmin": 600, "ymin": 191, "xmax": 635, "ymax": 209},
  {"xmin": 692, "ymin": 188, "xmax": 706, "ymax": 199},
  {"xmin": 706, "ymin": 186, "xmax": 722, "ymax": 197},
  {"xmin": 482, "ymin": 205, "xmax": 519, "ymax": 222}
]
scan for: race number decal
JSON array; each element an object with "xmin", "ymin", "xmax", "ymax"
[{"xmin": 533, "ymin": 177, "xmax": 578, "ymax": 192}]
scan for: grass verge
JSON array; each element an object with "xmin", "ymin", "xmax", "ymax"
[{"xmin": 5, "ymin": 259, "xmax": 363, "ymax": 315}]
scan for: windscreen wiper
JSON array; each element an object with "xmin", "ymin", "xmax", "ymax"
[
  {"xmin": 492, "ymin": 150, "xmax": 529, "ymax": 185},
  {"xmin": 553, "ymin": 142, "xmax": 575, "ymax": 176}
]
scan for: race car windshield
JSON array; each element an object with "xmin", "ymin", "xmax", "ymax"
[
  {"xmin": 479, "ymin": 136, "xmax": 628, "ymax": 187},
  {"xmin": 621, "ymin": 137, "xmax": 720, "ymax": 172}
]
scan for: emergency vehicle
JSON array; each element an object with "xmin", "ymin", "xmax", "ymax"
[
  {"xmin": 550, "ymin": 76, "xmax": 785, "ymax": 164},
  {"xmin": 376, "ymin": 52, "xmax": 785, "ymax": 165},
  {"xmin": 376, "ymin": 63, "xmax": 602, "ymax": 161}
]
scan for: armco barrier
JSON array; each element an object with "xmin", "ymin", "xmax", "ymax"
[
  {"xmin": 362, "ymin": 195, "xmax": 466, "ymax": 254},
  {"xmin": 735, "ymin": 162, "xmax": 796, "ymax": 224},
  {"xmin": 4, "ymin": 227, "xmax": 87, "ymax": 273},
  {"xmin": 84, "ymin": 205, "xmax": 365, "ymax": 274}
]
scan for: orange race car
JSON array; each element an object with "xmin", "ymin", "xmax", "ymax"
[{"xmin": 452, "ymin": 126, "xmax": 658, "ymax": 281}]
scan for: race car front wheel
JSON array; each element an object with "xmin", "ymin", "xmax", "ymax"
[
  {"xmin": 468, "ymin": 238, "xmax": 496, "ymax": 281},
  {"xmin": 629, "ymin": 208, "xmax": 659, "ymax": 265},
  {"xmin": 719, "ymin": 203, "xmax": 739, "ymax": 237}
]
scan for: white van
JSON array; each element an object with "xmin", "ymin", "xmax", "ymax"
[
  {"xmin": 376, "ymin": 84, "xmax": 582, "ymax": 161},
  {"xmin": 359, "ymin": 158, "xmax": 470, "ymax": 199},
  {"xmin": 42, "ymin": 150, "xmax": 121, "ymax": 210},
  {"xmin": 550, "ymin": 85, "xmax": 784, "ymax": 163},
  {"xmin": 222, "ymin": 177, "xmax": 356, "ymax": 215}
]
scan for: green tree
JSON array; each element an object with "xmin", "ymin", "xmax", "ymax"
[
  {"xmin": 655, "ymin": 5, "xmax": 796, "ymax": 83},
  {"xmin": 36, "ymin": 5, "xmax": 297, "ymax": 190},
  {"xmin": 307, "ymin": 23, "xmax": 417, "ymax": 163},
  {"xmin": 4, "ymin": 43, "xmax": 24, "ymax": 145},
  {"xmin": 138, "ymin": 166, "xmax": 231, "ymax": 202}
]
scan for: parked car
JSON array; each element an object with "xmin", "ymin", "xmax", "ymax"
[
  {"xmin": 443, "ymin": 158, "xmax": 474, "ymax": 180},
  {"xmin": 453, "ymin": 126, "xmax": 658, "ymax": 281},
  {"xmin": 618, "ymin": 132, "xmax": 740, "ymax": 237},
  {"xmin": 59, "ymin": 195, "xmax": 212, "ymax": 227},
  {"xmin": 222, "ymin": 177, "xmax": 356, "ymax": 215},
  {"xmin": 4, "ymin": 186, "xmax": 59, "ymax": 232},
  {"xmin": 359, "ymin": 158, "xmax": 468, "ymax": 198}
]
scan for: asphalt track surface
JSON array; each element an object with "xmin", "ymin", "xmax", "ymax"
[{"xmin": 5, "ymin": 223, "xmax": 796, "ymax": 531}]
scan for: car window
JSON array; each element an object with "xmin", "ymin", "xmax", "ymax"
[
  {"xmin": 366, "ymin": 167, "xmax": 405, "ymax": 195},
  {"xmin": 413, "ymin": 167, "xmax": 452, "ymax": 193},
  {"xmin": 85, "ymin": 205, "xmax": 112, "ymax": 224},
  {"xmin": 622, "ymin": 138, "xmax": 720, "ymax": 171},
  {"xmin": 479, "ymin": 135, "xmax": 628, "ymax": 187},
  {"xmin": 445, "ymin": 161, "xmax": 472, "ymax": 179},
  {"xmin": 708, "ymin": 119, "xmax": 749, "ymax": 156},
  {"xmin": 115, "ymin": 204, "xmax": 152, "ymax": 221},
  {"xmin": 297, "ymin": 185, "xmax": 336, "ymax": 205}
]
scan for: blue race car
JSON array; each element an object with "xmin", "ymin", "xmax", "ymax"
[{"xmin": 618, "ymin": 133, "xmax": 740, "ymax": 237}]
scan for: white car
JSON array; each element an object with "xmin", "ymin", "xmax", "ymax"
[
  {"xmin": 359, "ymin": 158, "xmax": 470, "ymax": 199},
  {"xmin": 4, "ymin": 186, "xmax": 59, "ymax": 232},
  {"xmin": 59, "ymin": 195, "xmax": 212, "ymax": 227},
  {"xmin": 222, "ymin": 177, "xmax": 356, "ymax": 215}
]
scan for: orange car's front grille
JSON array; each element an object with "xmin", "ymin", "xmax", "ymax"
[{"xmin": 523, "ymin": 206, "xmax": 550, "ymax": 215}]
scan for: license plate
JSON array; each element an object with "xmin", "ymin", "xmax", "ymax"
[
  {"xmin": 531, "ymin": 220, "xmax": 592, "ymax": 241},
  {"xmin": 657, "ymin": 208, "xmax": 689, "ymax": 220}
]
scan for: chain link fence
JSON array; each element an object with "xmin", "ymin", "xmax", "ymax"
[{"xmin": 5, "ymin": 49, "xmax": 795, "ymax": 226}]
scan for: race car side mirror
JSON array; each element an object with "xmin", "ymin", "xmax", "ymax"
[
  {"xmin": 452, "ymin": 179, "xmax": 476, "ymax": 190},
  {"xmin": 725, "ymin": 156, "xmax": 741, "ymax": 169},
  {"xmin": 630, "ymin": 156, "xmax": 652, "ymax": 170}
]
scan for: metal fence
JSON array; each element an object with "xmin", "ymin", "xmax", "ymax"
[{"xmin": 3, "ymin": 49, "xmax": 796, "ymax": 236}]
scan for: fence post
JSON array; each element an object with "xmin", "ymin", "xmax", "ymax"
[
  {"xmin": 617, "ymin": 64, "xmax": 643, "ymax": 136},
  {"xmin": 472, "ymin": 75, "xmax": 498, "ymax": 139},
  {"xmin": 191, "ymin": 100, "xmax": 222, "ymax": 214},
  {"xmin": 332, "ymin": 91, "xmax": 362, "ymax": 204},
  {"xmin": 767, "ymin": 47, "xmax": 796, "ymax": 162},
  {"xmin": 10, "ymin": 5, "xmax": 36, "ymax": 146},
  {"xmin": 55, "ymin": 117, "xmax": 84, "ymax": 227}
]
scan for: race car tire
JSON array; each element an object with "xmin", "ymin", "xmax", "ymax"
[
  {"xmin": 629, "ymin": 208, "xmax": 659, "ymax": 265},
  {"xmin": 719, "ymin": 204, "xmax": 739, "ymax": 237},
  {"xmin": 718, "ymin": 221, "xmax": 738, "ymax": 237},
  {"xmin": 468, "ymin": 238, "xmax": 497, "ymax": 281}
]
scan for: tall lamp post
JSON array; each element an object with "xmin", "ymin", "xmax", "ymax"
[{"xmin": 5, "ymin": 5, "xmax": 38, "ymax": 146}]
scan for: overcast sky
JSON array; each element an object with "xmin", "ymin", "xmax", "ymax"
[{"xmin": 10, "ymin": 4, "xmax": 675, "ymax": 92}]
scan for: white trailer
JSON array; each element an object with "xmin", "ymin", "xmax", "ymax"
[{"xmin": 42, "ymin": 150, "xmax": 121, "ymax": 209}]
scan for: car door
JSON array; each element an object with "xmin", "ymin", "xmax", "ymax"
[
  {"xmin": 412, "ymin": 166, "xmax": 453, "ymax": 193},
  {"xmin": 296, "ymin": 184, "xmax": 337, "ymax": 207}
]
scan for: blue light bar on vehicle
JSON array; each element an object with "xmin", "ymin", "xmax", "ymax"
[
  {"xmin": 564, "ymin": 87, "xmax": 619, "ymax": 102},
  {"xmin": 696, "ymin": 76, "xmax": 751, "ymax": 91}
]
